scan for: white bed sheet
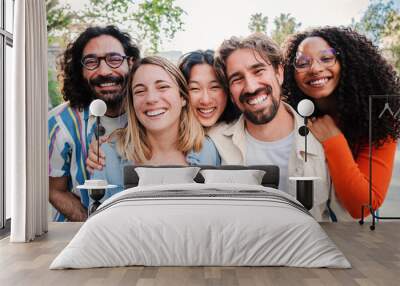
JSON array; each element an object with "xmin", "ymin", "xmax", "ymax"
[{"xmin": 50, "ymin": 183, "xmax": 351, "ymax": 269}]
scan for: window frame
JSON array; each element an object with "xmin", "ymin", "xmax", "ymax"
[{"xmin": 0, "ymin": 0, "xmax": 14, "ymax": 231}]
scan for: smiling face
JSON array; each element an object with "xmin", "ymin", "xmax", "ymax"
[
  {"xmin": 188, "ymin": 64, "xmax": 227, "ymax": 127},
  {"xmin": 226, "ymin": 48, "xmax": 283, "ymax": 125},
  {"xmin": 82, "ymin": 35, "xmax": 130, "ymax": 108},
  {"xmin": 132, "ymin": 64, "xmax": 186, "ymax": 134},
  {"xmin": 294, "ymin": 37, "xmax": 341, "ymax": 100}
]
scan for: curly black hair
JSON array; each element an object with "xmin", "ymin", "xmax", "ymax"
[
  {"xmin": 282, "ymin": 26, "xmax": 400, "ymax": 155},
  {"xmin": 178, "ymin": 49, "xmax": 241, "ymax": 124},
  {"xmin": 59, "ymin": 25, "xmax": 140, "ymax": 109}
]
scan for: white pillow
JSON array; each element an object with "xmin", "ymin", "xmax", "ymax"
[
  {"xmin": 135, "ymin": 167, "xmax": 200, "ymax": 186},
  {"xmin": 200, "ymin": 169, "xmax": 266, "ymax": 185}
]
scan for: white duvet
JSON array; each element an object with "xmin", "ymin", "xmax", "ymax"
[{"xmin": 50, "ymin": 183, "xmax": 351, "ymax": 269}]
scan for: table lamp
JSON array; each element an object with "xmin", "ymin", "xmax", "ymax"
[
  {"xmin": 289, "ymin": 99, "xmax": 319, "ymax": 211},
  {"xmin": 76, "ymin": 99, "xmax": 116, "ymax": 215},
  {"xmin": 89, "ymin": 99, "xmax": 107, "ymax": 163}
]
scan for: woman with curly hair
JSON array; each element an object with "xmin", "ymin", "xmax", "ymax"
[{"xmin": 283, "ymin": 26, "xmax": 400, "ymax": 219}]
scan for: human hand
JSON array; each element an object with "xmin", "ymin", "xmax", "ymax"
[
  {"xmin": 86, "ymin": 136, "xmax": 108, "ymax": 174},
  {"xmin": 307, "ymin": 115, "xmax": 341, "ymax": 142}
]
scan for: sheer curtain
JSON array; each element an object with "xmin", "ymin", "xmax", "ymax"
[{"xmin": 8, "ymin": 0, "xmax": 48, "ymax": 242}]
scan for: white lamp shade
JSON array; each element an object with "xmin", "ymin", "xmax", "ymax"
[
  {"xmin": 89, "ymin": 99, "xmax": 107, "ymax": 117},
  {"xmin": 297, "ymin": 99, "xmax": 315, "ymax": 117}
]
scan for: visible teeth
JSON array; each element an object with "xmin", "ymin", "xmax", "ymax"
[
  {"xmin": 309, "ymin": 78, "xmax": 328, "ymax": 86},
  {"xmin": 99, "ymin": 82, "xmax": 117, "ymax": 87},
  {"xmin": 146, "ymin": 109, "xmax": 166, "ymax": 117},
  {"xmin": 247, "ymin": 95, "xmax": 267, "ymax": 105},
  {"xmin": 199, "ymin": 108, "xmax": 216, "ymax": 114}
]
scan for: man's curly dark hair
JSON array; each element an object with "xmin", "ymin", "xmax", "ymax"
[
  {"xmin": 59, "ymin": 25, "xmax": 140, "ymax": 109},
  {"xmin": 282, "ymin": 26, "xmax": 400, "ymax": 156}
]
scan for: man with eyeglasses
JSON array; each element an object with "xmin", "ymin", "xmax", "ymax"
[
  {"xmin": 48, "ymin": 25, "xmax": 140, "ymax": 221},
  {"xmin": 209, "ymin": 33, "xmax": 333, "ymax": 221}
]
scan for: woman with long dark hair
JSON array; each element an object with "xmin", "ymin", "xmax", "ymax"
[
  {"xmin": 178, "ymin": 50, "xmax": 240, "ymax": 127},
  {"xmin": 283, "ymin": 26, "xmax": 400, "ymax": 219}
]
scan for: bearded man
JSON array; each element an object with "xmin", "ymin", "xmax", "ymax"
[
  {"xmin": 208, "ymin": 34, "xmax": 333, "ymax": 220},
  {"xmin": 48, "ymin": 26, "xmax": 140, "ymax": 221}
]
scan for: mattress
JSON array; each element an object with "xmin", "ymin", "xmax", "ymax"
[{"xmin": 50, "ymin": 183, "xmax": 351, "ymax": 269}]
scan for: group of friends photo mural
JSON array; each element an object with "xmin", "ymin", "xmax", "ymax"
[{"xmin": 48, "ymin": 25, "xmax": 400, "ymax": 222}]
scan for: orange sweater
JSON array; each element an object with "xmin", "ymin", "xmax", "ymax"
[{"xmin": 322, "ymin": 133, "xmax": 397, "ymax": 219}]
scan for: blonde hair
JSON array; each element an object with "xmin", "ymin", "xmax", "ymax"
[{"xmin": 113, "ymin": 56, "xmax": 204, "ymax": 163}]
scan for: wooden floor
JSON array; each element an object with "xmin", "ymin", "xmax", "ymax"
[{"xmin": 0, "ymin": 222, "xmax": 399, "ymax": 286}]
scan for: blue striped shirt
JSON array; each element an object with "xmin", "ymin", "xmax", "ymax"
[{"xmin": 48, "ymin": 102, "xmax": 127, "ymax": 221}]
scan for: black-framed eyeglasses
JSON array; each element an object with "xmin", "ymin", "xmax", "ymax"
[
  {"xmin": 294, "ymin": 49, "xmax": 339, "ymax": 72},
  {"xmin": 81, "ymin": 53, "xmax": 130, "ymax": 70}
]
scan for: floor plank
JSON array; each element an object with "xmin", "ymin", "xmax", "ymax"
[{"xmin": 0, "ymin": 222, "xmax": 399, "ymax": 286}]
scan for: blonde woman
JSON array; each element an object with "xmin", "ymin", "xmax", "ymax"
[{"xmin": 91, "ymin": 56, "xmax": 220, "ymax": 196}]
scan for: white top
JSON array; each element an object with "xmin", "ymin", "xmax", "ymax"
[
  {"xmin": 207, "ymin": 103, "xmax": 353, "ymax": 221},
  {"xmin": 289, "ymin": 177, "xmax": 321, "ymax": 181},
  {"xmin": 245, "ymin": 129, "xmax": 294, "ymax": 193},
  {"xmin": 101, "ymin": 113, "xmax": 128, "ymax": 137}
]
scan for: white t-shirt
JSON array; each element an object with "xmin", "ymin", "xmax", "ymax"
[
  {"xmin": 245, "ymin": 130, "xmax": 294, "ymax": 192},
  {"xmin": 100, "ymin": 113, "xmax": 128, "ymax": 137}
]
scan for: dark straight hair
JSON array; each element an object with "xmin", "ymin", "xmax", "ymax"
[{"xmin": 178, "ymin": 50, "xmax": 240, "ymax": 124}]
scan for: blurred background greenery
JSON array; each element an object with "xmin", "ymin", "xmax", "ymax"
[{"xmin": 46, "ymin": 0, "xmax": 400, "ymax": 109}]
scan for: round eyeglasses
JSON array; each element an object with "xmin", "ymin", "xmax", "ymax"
[
  {"xmin": 294, "ymin": 49, "xmax": 339, "ymax": 72},
  {"xmin": 81, "ymin": 53, "xmax": 130, "ymax": 70}
]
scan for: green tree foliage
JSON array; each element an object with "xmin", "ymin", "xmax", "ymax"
[
  {"xmin": 386, "ymin": 10, "xmax": 400, "ymax": 71},
  {"xmin": 353, "ymin": 0, "xmax": 396, "ymax": 44},
  {"xmin": 46, "ymin": 0, "xmax": 75, "ymax": 37},
  {"xmin": 46, "ymin": 0, "xmax": 186, "ymax": 107},
  {"xmin": 391, "ymin": 43, "xmax": 400, "ymax": 72},
  {"xmin": 46, "ymin": 0, "xmax": 185, "ymax": 53},
  {"xmin": 83, "ymin": 0, "xmax": 132, "ymax": 23},
  {"xmin": 133, "ymin": 0, "xmax": 185, "ymax": 54},
  {"xmin": 248, "ymin": 12, "xmax": 301, "ymax": 47},
  {"xmin": 248, "ymin": 13, "xmax": 268, "ymax": 33},
  {"xmin": 81, "ymin": 0, "xmax": 186, "ymax": 54},
  {"xmin": 271, "ymin": 13, "xmax": 301, "ymax": 47},
  {"xmin": 353, "ymin": 0, "xmax": 400, "ymax": 74},
  {"xmin": 46, "ymin": 0, "xmax": 76, "ymax": 108},
  {"xmin": 48, "ymin": 70, "xmax": 63, "ymax": 109}
]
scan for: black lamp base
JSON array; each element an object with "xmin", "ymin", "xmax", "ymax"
[
  {"xmin": 289, "ymin": 177, "xmax": 319, "ymax": 211},
  {"xmin": 296, "ymin": 180, "xmax": 314, "ymax": 210},
  {"xmin": 88, "ymin": 188, "xmax": 105, "ymax": 216}
]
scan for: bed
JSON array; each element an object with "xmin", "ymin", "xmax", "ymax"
[{"xmin": 50, "ymin": 165, "xmax": 350, "ymax": 269}]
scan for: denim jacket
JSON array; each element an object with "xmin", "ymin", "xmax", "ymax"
[{"xmin": 91, "ymin": 136, "xmax": 221, "ymax": 200}]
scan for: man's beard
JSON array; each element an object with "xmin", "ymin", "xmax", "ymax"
[
  {"xmin": 87, "ymin": 75, "xmax": 126, "ymax": 110},
  {"xmin": 239, "ymin": 85, "xmax": 280, "ymax": 125}
]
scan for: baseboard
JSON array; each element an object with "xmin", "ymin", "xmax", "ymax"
[{"xmin": 0, "ymin": 218, "xmax": 11, "ymax": 239}]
